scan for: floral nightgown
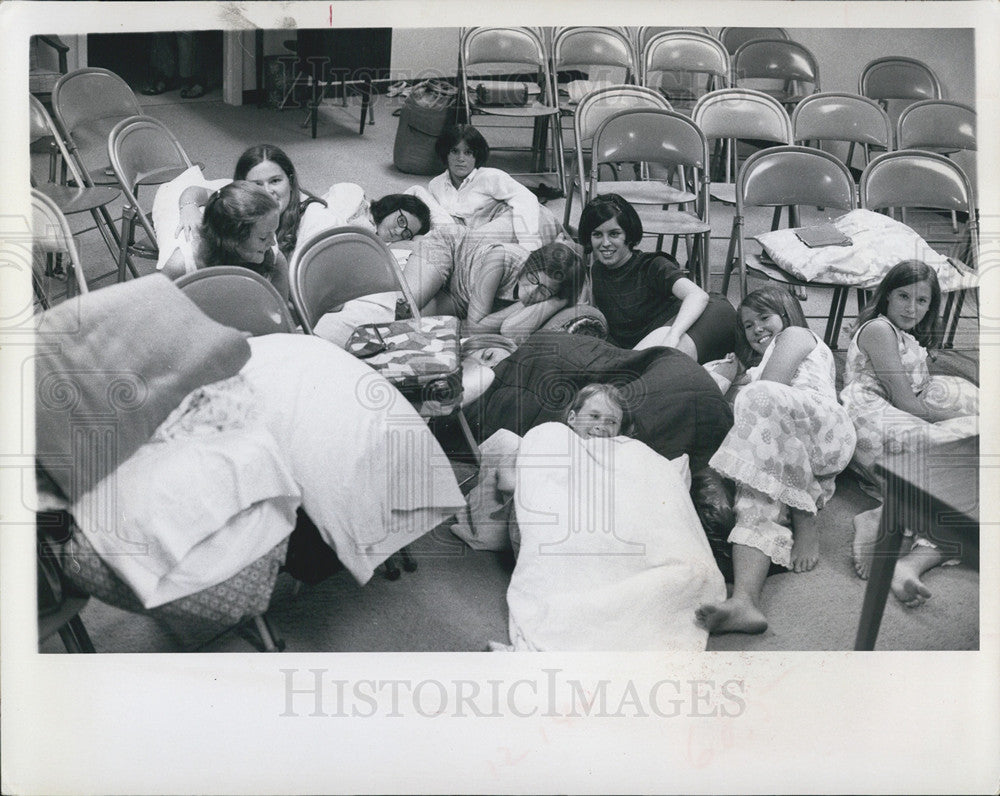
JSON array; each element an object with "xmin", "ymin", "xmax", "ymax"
[
  {"xmin": 710, "ymin": 331, "xmax": 857, "ymax": 568},
  {"xmin": 839, "ymin": 316, "xmax": 979, "ymax": 498}
]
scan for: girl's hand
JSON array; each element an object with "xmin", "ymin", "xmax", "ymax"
[{"xmin": 176, "ymin": 203, "xmax": 202, "ymax": 240}]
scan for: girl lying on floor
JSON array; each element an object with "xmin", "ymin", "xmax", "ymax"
[
  {"xmin": 696, "ymin": 286, "xmax": 857, "ymax": 635},
  {"xmin": 163, "ymin": 181, "xmax": 291, "ymax": 300},
  {"xmin": 409, "ymin": 123, "xmax": 563, "ymax": 252},
  {"xmin": 485, "ymin": 383, "xmax": 726, "ymax": 651},
  {"xmin": 840, "ymin": 261, "xmax": 979, "ymax": 606},
  {"xmin": 156, "ymin": 143, "xmax": 436, "ymax": 276}
]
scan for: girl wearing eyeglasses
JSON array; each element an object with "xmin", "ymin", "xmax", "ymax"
[
  {"xmin": 578, "ymin": 194, "xmax": 736, "ymax": 364},
  {"xmin": 401, "ymin": 229, "xmax": 584, "ymax": 342}
]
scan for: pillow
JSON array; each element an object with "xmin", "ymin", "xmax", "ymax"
[
  {"xmin": 151, "ymin": 165, "xmax": 230, "ymax": 271},
  {"xmin": 295, "ymin": 183, "xmax": 374, "ymax": 254},
  {"xmin": 35, "ymin": 274, "xmax": 252, "ymax": 500},
  {"xmin": 755, "ymin": 208, "xmax": 975, "ymax": 292}
]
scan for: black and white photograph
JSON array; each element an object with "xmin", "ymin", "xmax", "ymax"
[{"xmin": 3, "ymin": 1, "xmax": 998, "ymax": 793}]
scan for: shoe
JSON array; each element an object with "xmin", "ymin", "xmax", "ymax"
[
  {"xmin": 180, "ymin": 83, "xmax": 206, "ymax": 99},
  {"xmin": 387, "ymin": 81, "xmax": 408, "ymax": 98},
  {"xmin": 141, "ymin": 75, "xmax": 174, "ymax": 96}
]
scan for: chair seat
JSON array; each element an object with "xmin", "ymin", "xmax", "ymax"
[
  {"xmin": 594, "ymin": 180, "xmax": 697, "ymax": 205},
  {"xmin": 36, "ymin": 184, "xmax": 120, "ymax": 215},
  {"xmin": 470, "ymin": 101, "xmax": 561, "ymax": 118},
  {"xmin": 709, "ymin": 182, "xmax": 737, "ymax": 204},
  {"xmin": 632, "ymin": 207, "xmax": 712, "ymax": 236}
]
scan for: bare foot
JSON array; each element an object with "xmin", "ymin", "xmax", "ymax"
[
  {"xmin": 696, "ymin": 598, "xmax": 768, "ymax": 635},
  {"xmin": 790, "ymin": 509, "xmax": 820, "ymax": 572},
  {"xmin": 852, "ymin": 507, "xmax": 881, "ymax": 580},
  {"xmin": 891, "ymin": 559, "xmax": 933, "ymax": 608}
]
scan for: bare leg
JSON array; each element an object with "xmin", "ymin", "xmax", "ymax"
[
  {"xmin": 696, "ymin": 543, "xmax": 769, "ymax": 635},
  {"xmin": 891, "ymin": 544, "xmax": 944, "ymax": 608},
  {"xmin": 790, "ymin": 507, "xmax": 821, "ymax": 572},
  {"xmin": 852, "ymin": 506, "xmax": 881, "ymax": 580}
]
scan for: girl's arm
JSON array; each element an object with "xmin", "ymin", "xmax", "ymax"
[
  {"xmin": 484, "ymin": 170, "xmax": 543, "ymax": 249},
  {"xmin": 498, "ymin": 297, "xmax": 567, "ymax": 344},
  {"xmin": 270, "ymin": 250, "xmax": 292, "ymax": 304},
  {"xmin": 758, "ymin": 326, "xmax": 817, "ymax": 386},
  {"xmin": 857, "ymin": 319, "xmax": 955, "ymax": 421},
  {"xmin": 175, "ymin": 185, "xmax": 213, "ymax": 240},
  {"xmin": 658, "ymin": 276, "xmax": 709, "ymax": 349},
  {"xmin": 162, "ymin": 247, "xmax": 191, "ymax": 280},
  {"xmin": 460, "ymin": 246, "xmax": 509, "ymax": 335}
]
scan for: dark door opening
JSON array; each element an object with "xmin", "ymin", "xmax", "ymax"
[{"xmin": 87, "ymin": 31, "xmax": 224, "ymax": 95}]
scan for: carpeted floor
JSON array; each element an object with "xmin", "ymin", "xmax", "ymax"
[{"xmin": 36, "ymin": 90, "xmax": 980, "ymax": 653}]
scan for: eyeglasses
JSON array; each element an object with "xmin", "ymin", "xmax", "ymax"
[
  {"xmin": 524, "ymin": 271, "xmax": 555, "ymax": 299},
  {"xmin": 395, "ymin": 211, "xmax": 413, "ymax": 241}
]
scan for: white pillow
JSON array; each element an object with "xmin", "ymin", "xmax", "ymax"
[{"xmin": 151, "ymin": 165, "xmax": 230, "ymax": 270}]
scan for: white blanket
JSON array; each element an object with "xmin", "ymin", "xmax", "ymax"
[
  {"xmin": 241, "ymin": 334, "xmax": 466, "ymax": 584},
  {"xmin": 506, "ymin": 423, "xmax": 725, "ymax": 651}
]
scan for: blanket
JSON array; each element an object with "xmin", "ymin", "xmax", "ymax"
[
  {"xmin": 241, "ymin": 334, "xmax": 466, "ymax": 584},
  {"xmin": 35, "ymin": 274, "xmax": 251, "ymax": 501},
  {"xmin": 505, "ymin": 423, "xmax": 726, "ymax": 650},
  {"xmin": 470, "ymin": 331, "xmax": 733, "ymax": 473}
]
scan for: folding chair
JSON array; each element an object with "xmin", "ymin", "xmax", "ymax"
[
  {"xmin": 459, "ymin": 27, "xmax": 566, "ymax": 195},
  {"xmin": 860, "ymin": 150, "xmax": 978, "ymax": 348},
  {"xmin": 52, "ymin": 68, "xmax": 144, "ymax": 186},
  {"xmin": 31, "ymin": 188, "xmax": 90, "ymax": 310},
  {"xmin": 563, "ymin": 84, "xmax": 672, "ymax": 229},
  {"xmin": 731, "ymin": 38, "xmax": 819, "ymax": 110},
  {"xmin": 729, "ymin": 146, "xmax": 858, "ymax": 345},
  {"xmin": 858, "ymin": 57, "xmax": 943, "ymax": 165},
  {"xmin": 792, "ymin": 91, "xmax": 892, "ymax": 175},
  {"xmin": 589, "ymin": 108, "xmax": 712, "ymax": 287},
  {"xmin": 176, "ymin": 266, "xmax": 298, "ymax": 336},
  {"xmin": 641, "ymin": 30, "xmax": 730, "ymax": 114},
  {"xmin": 692, "ymin": 87, "xmax": 793, "ymax": 206},
  {"xmin": 107, "ymin": 115, "xmax": 195, "ymax": 282},
  {"xmin": 634, "ymin": 26, "xmax": 714, "ymax": 54},
  {"xmin": 30, "ymin": 95, "xmax": 123, "ymax": 286}
]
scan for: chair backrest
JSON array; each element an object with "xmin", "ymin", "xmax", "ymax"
[
  {"xmin": 792, "ymin": 91, "xmax": 893, "ymax": 149},
  {"xmin": 574, "ymin": 84, "xmax": 673, "ymax": 148},
  {"xmin": 29, "ymin": 94, "xmax": 92, "ymax": 189},
  {"xmin": 860, "ymin": 149, "xmax": 974, "ymax": 214},
  {"xmin": 737, "ymin": 145, "xmax": 856, "ymax": 212},
  {"xmin": 107, "ymin": 115, "xmax": 195, "ymax": 242},
  {"xmin": 860, "ymin": 150, "xmax": 977, "ymax": 268},
  {"xmin": 896, "ymin": 100, "xmax": 976, "ymax": 152},
  {"xmin": 51, "ymin": 67, "xmax": 143, "ymax": 182},
  {"xmin": 175, "ymin": 266, "xmax": 297, "ymax": 336},
  {"xmin": 692, "ymin": 88, "xmax": 793, "ymax": 144},
  {"xmin": 32, "ymin": 188, "xmax": 89, "ymax": 295},
  {"xmin": 718, "ymin": 27, "xmax": 788, "ymax": 54},
  {"xmin": 860, "ymin": 57, "xmax": 942, "ymax": 103},
  {"xmin": 642, "ymin": 30, "xmax": 730, "ymax": 93},
  {"xmin": 289, "ymin": 226, "xmax": 420, "ymax": 334},
  {"xmin": 589, "ymin": 108, "xmax": 710, "ymax": 194},
  {"xmin": 635, "ymin": 26, "xmax": 714, "ymax": 52},
  {"xmin": 732, "ymin": 38, "xmax": 820, "ymax": 95},
  {"xmin": 551, "ymin": 26, "xmax": 637, "ymax": 85}
]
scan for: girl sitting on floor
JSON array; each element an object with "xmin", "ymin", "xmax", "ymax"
[
  {"xmin": 696, "ymin": 286, "xmax": 856, "ymax": 635},
  {"xmin": 577, "ymin": 194, "xmax": 736, "ymax": 364},
  {"xmin": 411, "ymin": 123, "xmax": 562, "ymax": 252},
  {"xmin": 164, "ymin": 181, "xmax": 289, "ymax": 300},
  {"xmin": 839, "ymin": 261, "xmax": 979, "ymax": 605}
]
